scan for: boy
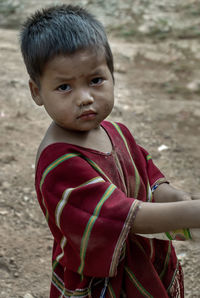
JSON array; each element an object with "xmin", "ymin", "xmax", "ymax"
[{"xmin": 20, "ymin": 5, "xmax": 200, "ymax": 297}]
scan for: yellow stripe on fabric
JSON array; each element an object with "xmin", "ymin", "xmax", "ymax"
[
  {"xmin": 159, "ymin": 242, "xmax": 171, "ymax": 280},
  {"xmin": 165, "ymin": 228, "xmax": 192, "ymax": 241},
  {"xmin": 184, "ymin": 228, "xmax": 192, "ymax": 240},
  {"xmin": 52, "ymin": 260, "xmax": 59, "ymax": 272},
  {"xmin": 125, "ymin": 266, "xmax": 154, "ymax": 298},
  {"xmin": 52, "ymin": 271, "xmax": 90, "ymax": 297},
  {"xmin": 40, "ymin": 153, "xmax": 81, "ymax": 190},
  {"xmin": 84, "ymin": 157, "xmax": 112, "ymax": 183},
  {"xmin": 146, "ymin": 154, "xmax": 152, "ymax": 161},
  {"xmin": 110, "ymin": 122, "xmax": 140, "ymax": 199},
  {"xmin": 167, "ymin": 260, "xmax": 179, "ymax": 293},
  {"xmin": 108, "ymin": 283, "xmax": 116, "ymax": 298},
  {"xmin": 78, "ymin": 184, "xmax": 117, "ymax": 274},
  {"xmin": 56, "ymin": 236, "xmax": 67, "ymax": 265},
  {"xmin": 41, "ymin": 195, "xmax": 49, "ymax": 222},
  {"xmin": 165, "ymin": 232, "xmax": 173, "ymax": 241},
  {"xmin": 40, "ymin": 152, "xmax": 111, "ymax": 224},
  {"xmin": 55, "ymin": 176, "xmax": 105, "ymax": 229},
  {"xmin": 39, "ymin": 153, "xmax": 80, "ymax": 222},
  {"xmin": 52, "ymin": 271, "xmax": 65, "ymax": 295}
]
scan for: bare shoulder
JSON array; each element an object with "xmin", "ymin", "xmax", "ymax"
[
  {"xmin": 35, "ymin": 122, "xmax": 113, "ymax": 167},
  {"xmin": 35, "ymin": 122, "xmax": 65, "ymax": 166},
  {"xmin": 35, "ymin": 124, "xmax": 54, "ymax": 167},
  {"xmin": 35, "ymin": 121, "xmax": 83, "ymax": 166}
]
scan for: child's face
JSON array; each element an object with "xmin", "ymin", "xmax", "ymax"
[{"xmin": 29, "ymin": 49, "xmax": 114, "ymax": 132}]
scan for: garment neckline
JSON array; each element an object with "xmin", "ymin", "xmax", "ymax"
[
  {"xmin": 36, "ymin": 121, "xmax": 115, "ymax": 170},
  {"xmin": 46, "ymin": 121, "xmax": 114, "ymax": 155},
  {"xmin": 41, "ymin": 141, "xmax": 114, "ymax": 156}
]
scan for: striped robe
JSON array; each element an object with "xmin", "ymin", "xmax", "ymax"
[{"xmin": 35, "ymin": 121, "xmax": 184, "ymax": 297}]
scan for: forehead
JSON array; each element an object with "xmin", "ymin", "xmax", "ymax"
[{"xmin": 42, "ymin": 48, "xmax": 108, "ymax": 78}]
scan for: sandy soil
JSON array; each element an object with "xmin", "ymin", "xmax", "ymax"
[{"xmin": 0, "ymin": 9, "xmax": 200, "ymax": 298}]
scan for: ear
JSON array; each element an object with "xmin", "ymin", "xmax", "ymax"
[{"xmin": 29, "ymin": 79, "xmax": 43, "ymax": 106}]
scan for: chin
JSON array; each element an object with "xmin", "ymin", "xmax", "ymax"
[
  {"xmin": 57, "ymin": 120, "xmax": 101, "ymax": 132},
  {"xmin": 78, "ymin": 121, "xmax": 101, "ymax": 132},
  {"xmin": 77, "ymin": 126, "xmax": 99, "ymax": 132}
]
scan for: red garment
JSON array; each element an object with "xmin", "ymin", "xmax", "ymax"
[{"xmin": 35, "ymin": 121, "xmax": 184, "ymax": 297}]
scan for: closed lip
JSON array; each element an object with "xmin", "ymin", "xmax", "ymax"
[{"xmin": 77, "ymin": 110, "xmax": 97, "ymax": 119}]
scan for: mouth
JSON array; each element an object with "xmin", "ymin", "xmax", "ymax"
[{"xmin": 77, "ymin": 110, "xmax": 97, "ymax": 120}]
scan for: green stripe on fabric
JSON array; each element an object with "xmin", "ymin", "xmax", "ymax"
[
  {"xmin": 165, "ymin": 232, "xmax": 173, "ymax": 240},
  {"xmin": 84, "ymin": 157, "xmax": 112, "ymax": 183},
  {"xmin": 78, "ymin": 184, "xmax": 116, "ymax": 274},
  {"xmin": 167, "ymin": 260, "xmax": 179, "ymax": 293},
  {"xmin": 55, "ymin": 177, "xmax": 105, "ymax": 229},
  {"xmin": 52, "ymin": 271, "xmax": 65, "ymax": 294},
  {"xmin": 52, "ymin": 260, "xmax": 59, "ymax": 271},
  {"xmin": 184, "ymin": 228, "xmax": 192, "ymax": 240},
  {"xmin": 52, "ymin": 271, "xmax": 90, "ymax": 297},
  {"xmin": 41, "ymin": 195, "xmax": 49, "ymax": 222},
  {"xmin": 39, "ymin": 153, "xmax": 80, "ymax": 224},
  {"xmin": 110, "ymin": 122, "xmax": 140, "ymax": 199},
  {"xmin": 125, "ymin": 266, "xmax": 154, "ymax": 298},
  {"xmin": 146, "ymin": 154, "xmax": 152, "ymax": 161},
  {"xmin": 108, "ymin": 283, "xmax": 116, "ymax": 298},
  {"xmin": 159, "ymin": 242, "xmax": 171, "ymax": 280},
  {"xmin": 40, "ymin": 153, "xmax": 81, "ymax": 189},
  {"xmin": 56, "ymin": 236, "xmax": 67, "ymax": 264}
]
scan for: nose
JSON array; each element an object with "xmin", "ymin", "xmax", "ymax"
[{"xmin": 77, "ymin": 89, "xmax": 94, "ymax": 107}]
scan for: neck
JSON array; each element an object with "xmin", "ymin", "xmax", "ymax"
[{"xmin": 49, "ymin": 121, "xmax": 112, "ymax": 153}]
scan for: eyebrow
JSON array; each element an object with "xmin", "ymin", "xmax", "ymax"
[
  {"xmin": 53, "ymin": 69, "xmax": 104, "ymax": 83},
  {"xmin": 53, "ymin": 76, "xmax": 75, "ymax": 83},
  {"xmin": 91, "ymin": 69, "xmax": 104, "ymax": 76}
]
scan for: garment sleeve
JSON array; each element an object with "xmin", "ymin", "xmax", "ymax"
[
  {"xmin": 138, "ymin": 145, "xmax": 168, "ymax": 189},
  {"xmin": 36, "ymin": 154, "xmax": 140, "ymax": 278},
  {"xmin": 115, "ymin": 122, "xmax": 168, "ymax": 192}
]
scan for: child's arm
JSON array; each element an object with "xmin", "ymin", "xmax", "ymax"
[
  {"xmin": 132, "ymin": 199, "xmax": 200, "ymax": 234},
  {"xmin": 138, "ymin": 184, "xmax": 200, "ymax": 241},
  {"xmin": 153, "ymin": 183, "xmax": 194, "ymax": 203}
]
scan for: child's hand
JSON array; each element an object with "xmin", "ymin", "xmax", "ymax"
[{"xmin": 153, "ymin": 183, "xmax": 192, "ymax": 203}]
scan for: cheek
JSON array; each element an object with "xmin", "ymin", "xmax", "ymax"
[
  {"xmin": 103, "ymin": 98, "xmax": 114, "ymax": 114},
  {"xmin": 43, "ymin": 102, "xmax": 63, "ymax": 120},
  {"xmin": 107, "ymin": 90, "xmax": 114, "ymax": 108}
]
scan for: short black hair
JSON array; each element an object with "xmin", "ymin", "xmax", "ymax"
[{"xmin": 20, "ymin": 4, "xmax": 114, "ymax": 86}]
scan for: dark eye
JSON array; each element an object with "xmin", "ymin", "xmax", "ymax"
[
  {"xmin": 90, "ymin": 77, "xmax": 104, "ymax": 86},
  {"xmin": 57, "ymin": 84, "xmax": 71, "ymax": 92}
]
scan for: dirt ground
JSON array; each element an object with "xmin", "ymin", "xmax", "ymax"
[{"xmin": 0, "ymin": 2, "xmax": 200, "ymax": 298}]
